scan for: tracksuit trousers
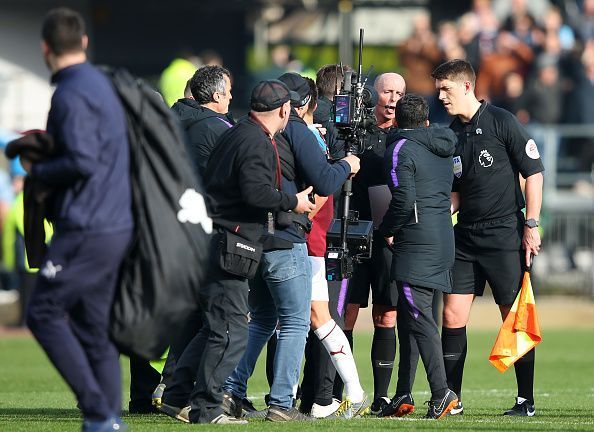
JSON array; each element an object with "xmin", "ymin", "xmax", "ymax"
[
  {"xmin": 26, "ymin": 230, "xmax": 132, "ymax": 421},
  {"xmin": 396, "ymin": 282, "xmax": 448, "ymax": 397}
]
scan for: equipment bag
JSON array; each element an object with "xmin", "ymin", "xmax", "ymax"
[
  {"xmin": 218, "ymin": 230, "xmax": 263, "ymax": 279},
  {"xmin": 105, "ymin": 67, "xmax": 213, "ymax": 360}
]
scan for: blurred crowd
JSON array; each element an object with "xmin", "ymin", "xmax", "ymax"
[{"xmin": 400, "ymin": 0, "xmax": 594, "ymax": 130}]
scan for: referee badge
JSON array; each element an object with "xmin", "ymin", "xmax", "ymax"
[
  {"xmin": 453, "ymin": 156, "xmax": 462, "ymax": 178},
  {"xmin": 525, "ymin": 139, "xmax": 540, "ymax": 159},
  {"xmin": 479, "ymin": 149, "xmax": 494, "ymax": 167}
]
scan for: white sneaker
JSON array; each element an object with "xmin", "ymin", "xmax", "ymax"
[{"xmin": 310, "ymin": 399, "xmax": 341, "ymax": 418}]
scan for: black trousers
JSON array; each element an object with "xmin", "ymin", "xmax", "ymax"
[
  {"xmin": 163, "ymin": 234, "xmax": 249, "ymax": 423},
  {"xmin": 396, "ymin": 282, "xmax": 447, "ymax": 397},
  {"xmin": 161, "ymin": 310, "xmax": 203, "ymax": 387},
  {"xmin": 129, "ymin": 355, "xmax": 161, "ymax": 411}
]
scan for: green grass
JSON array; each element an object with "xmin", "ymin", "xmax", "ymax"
[{"xmin": 1, "ymin": 329, "xmax": 593, "ymax": 431}]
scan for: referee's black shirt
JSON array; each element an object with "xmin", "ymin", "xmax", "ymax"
[{"xmin": 450, "ymin": 101, "xmax": 544, "ymax": 224}]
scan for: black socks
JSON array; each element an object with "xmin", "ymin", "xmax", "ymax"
[
  {"xmin": 371, "ymin": 326, "xmax": 396, "ymax": 400},
  {"xmin": 514, "ymin": 348, "xmax": 535, "ymax": 404},
  {"xmin": 441, "ymin": 326, "xmax": 467, "ymax": 400}
]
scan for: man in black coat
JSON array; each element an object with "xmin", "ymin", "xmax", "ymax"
[
  {"xmin": 171, "ymin": 65, "xmax": 234, "ymax": 178},
  {"xmin": 378, "ymin": 94, "xmax": 458, "ymax": 420}
]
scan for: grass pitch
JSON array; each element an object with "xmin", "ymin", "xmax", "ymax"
[{"xmin": 1, "ymin": 329, "xmax": 593, "ymax": 431}]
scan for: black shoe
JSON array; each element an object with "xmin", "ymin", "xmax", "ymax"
[
  {"xmin": 241, "ymin": 397, "xmax": 257, "ymax": 414},
  {"xmin": 378, "ymin": 393, "xmax": 415, "ymax": 418},
  {"xmin": 266, "ymin": 405, "xmax": 314, "ymax": 422},
  {"xmin": 370, "ymin": 397, "xmax": 390, "ymax": 415},
  {"xmin": 425, "ymin": 389, "xmax": 458, "ymax": 420},
  {"xmin": 222, "ymin": 392, "xmax": 243, "ymax": 418},
  {"xmin": 245, "ymin": 408, "xmax": 268, "ymax": 419},
  {"xmin": 450, "ymin": 401, "xmax": 464, "ymax": 415},
  {"xmin": 503, "ymin": 398, "xmax": 535, "ymax": 417},
  {"xmin": 157, "ymin": 403, "xmax": 191, "ymax": 423},
  {"xmin": 128, "ymin": 399, "xmax": 160, "ymax": 414},
  {"xmin": 209, "ymin": 414, "xmax": 248, "ymax": 424}
]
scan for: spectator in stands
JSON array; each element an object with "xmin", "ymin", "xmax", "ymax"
[
  {"xmin": 399, "ymin": 11, "xmax": 441, "ymax": 98},
  {"xmin": 571, "ymin": 0, "xmax": 594, "ymax": 43},
  {"xmin": 542, "ymin": 6, "xmax": 575, "ymax": 52},
  {"xmin": 458, "ymin": 13, "xmax": 481, "ymax": 72},
  {"xmin": 438, "ymin": 21, "xmax": 467, "ymax": 62},
  {"xmin": 476, "ymin": 31, "xmax": 534, "ymax": 101},
  {"xmin": 493, "ymin": 71, "xmax": 528, "ymax": 124},
  {"xmin": 523, "ymin": 55, "xmax": 563, "ymax": 125},
  {"xmin": 475, "ymin": 3, "xmax": 500, "ymax": 57}
]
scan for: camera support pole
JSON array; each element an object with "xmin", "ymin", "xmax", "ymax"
[{"xmin": 338, "ymin": 29, "xmax": 364, "ymax": 276}]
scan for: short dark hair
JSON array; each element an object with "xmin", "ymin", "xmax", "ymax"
[
  {"xmin": 41, "ymin": 8, "xmax": 86, "ymax": 56},
  {"xmin": 431, "ymin": 59, "xmax": 476, "ymax": 87},
  {"xmin": 190, "ymin": 65, "xmax": 231, "ymax": 105},
  {"xmin": 396, "ymin": 94, "xmax": 429, "ymax": 129},
  {"xmin": 304, "ymin": 77, "xmax": 318, "ymax": 115},
  {"xmin": 316, "ymin": 64, "xmax": 353, "ymax": 99}
]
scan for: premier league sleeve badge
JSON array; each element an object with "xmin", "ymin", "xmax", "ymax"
[{"xmin": 453, "ymin": 156, "xmax": 462, "ymax": 178}]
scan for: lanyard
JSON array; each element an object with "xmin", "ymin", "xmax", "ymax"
[{"xmin": 250, "ymin": 113, "xmax": 282, "ymax": 189}]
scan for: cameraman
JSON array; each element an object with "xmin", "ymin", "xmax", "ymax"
[
  {"xmin": 314, "ymin": 64, "xmax": 356, "ymax": 158},
  {"xmin": 343, "ymin": 73, "xmax": 411, "ymax": 414},
  {"xmin": 222, "ymin": 72, "xmax": 360, "ymax": 422}
]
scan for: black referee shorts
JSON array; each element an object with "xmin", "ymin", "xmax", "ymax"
[
  {"xmin": 347, "ymin": 231, "xmax": 398, "ymax": 308},
  {"xmin": 452, "ymin": 213, "xmax": 525, "ymax": 306}
]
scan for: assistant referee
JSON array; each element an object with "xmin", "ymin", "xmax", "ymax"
[{"xmin": 432, "ymin": 59, "xmax": 543, "ymax": 417}]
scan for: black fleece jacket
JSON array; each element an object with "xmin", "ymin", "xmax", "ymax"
[
  {"xmin": 204, "ymin": 115, "xmax": 297, "ymax": 242},
  {"xmin": 171, "ymin": 98, "xmax": 233, "ymax": 178}
]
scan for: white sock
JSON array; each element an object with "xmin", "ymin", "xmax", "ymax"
[{"xmin": 314, "ymin": 319, "xmax": 364, "ymax": 403}]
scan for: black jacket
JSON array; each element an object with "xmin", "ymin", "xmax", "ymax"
[
  {"xmin": 171, "ymin": 98, "xmax": 233, "ymax": 178},
  {"xmin": 351, "ymin": 125, "xmax": 391, "ymax": 221},
  {"xmin": 5, "ymin": 131, "xmax": 56, "ymax": 268},
  {"xmin": 204, "ymin": 115, "xmax": 298, "ymax": 242},
  {"xmin": 379, "ymin": 126, "xmax": 457, "ymax": 292}
]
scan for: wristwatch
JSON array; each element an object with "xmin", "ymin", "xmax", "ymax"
[{"xmin": 525, "ymin": 218, "xmax": 539, "ymax": 229}]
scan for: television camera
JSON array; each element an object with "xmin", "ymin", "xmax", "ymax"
[{"xmin": 326, "ymin": 28, "xmax": 376, "ymax": 281}]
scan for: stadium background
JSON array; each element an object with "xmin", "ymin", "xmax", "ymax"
[{"xmin": 0, "ymin": 0, "xmax": 593, "ymax": 430}]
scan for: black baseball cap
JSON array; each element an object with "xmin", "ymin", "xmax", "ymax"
[
  {"xmin": 278, "ymin": 72, "xmax": 311, "ymax": 107},
  {"xmin": 250, "ymin": 79, "xmax": 301, "ymax": 112}
]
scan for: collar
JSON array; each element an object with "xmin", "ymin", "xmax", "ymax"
[
  {"xmin": 249, "ymin": 112, "xmax": 274, "ymax": 139},
  {"xmin": 50, "ymin": 61, "xmax": 89, "ymax": 84},
  {"xmin": 465, "ymin": 100, "xmax": 488, "ymax": 126}
]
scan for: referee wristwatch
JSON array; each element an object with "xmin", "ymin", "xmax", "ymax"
[{"xmin": 525, "ymin": 218, "xmax": 539, "ymax": 229}]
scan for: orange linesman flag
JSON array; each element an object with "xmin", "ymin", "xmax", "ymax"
[{"xmin": 489, "ymin": 269, "xmax": 542, "ymax": 373}]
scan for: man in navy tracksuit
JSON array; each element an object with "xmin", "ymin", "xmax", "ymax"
[
  {"xmin": 378, "ymin": 94, "xmax": 458, "ymax": 420},
  {"xmin": 23, "ymin": 9, "xmax": 132, "ymax": 432}
]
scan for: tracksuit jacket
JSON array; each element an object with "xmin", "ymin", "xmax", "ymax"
[
  {"xmin": 171, "ymin": 98, "xmax": 233, "ymax": 178},
  {"xmin": 379, "ymin": 126, "xmax": 457, "ymax": 292},
  {"xmin": 30, "ymin": 62, "xmax": 132, "ymax": 235}
]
